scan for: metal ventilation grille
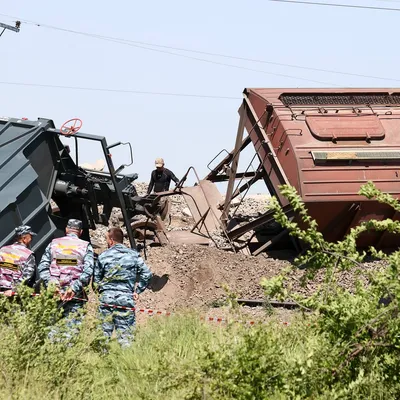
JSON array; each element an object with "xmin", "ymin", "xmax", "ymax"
[
  {"xmin": 312, "ymin": 151, "xmax": 400, "ymax": 161},
  {"xmin": 280, "ymin": 93, "xmax": 400, "ymax": 106}
]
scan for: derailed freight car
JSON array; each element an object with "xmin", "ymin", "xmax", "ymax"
[{"xmin": 207, "ymin": 88, "xmax": 400, "ymax": 252}]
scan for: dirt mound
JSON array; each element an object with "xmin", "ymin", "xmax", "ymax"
[
  {"xmin": 89, "ymin": 181, "xmax": 385, "ymax": 318},
  {"xmin": 135, "ymin": 244, "xmax": 385, "ymax": 313},
  {"xmin": 138, "ymin": 244, "xmax": 290, "ymax": 311}
]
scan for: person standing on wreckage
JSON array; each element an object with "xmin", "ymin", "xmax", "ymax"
[
  {"xmin": 38, "ymin": 219, "xmax": 94, "ymax": 332},
  {"xmin": 94, "ymin": 227, "xmax": 152, "ymax": 347},
  {"xmin": 147, "ymin": 157, "xmax": 180, "ymax": 221},
  {"xmin": 0, "ymin": 225, "xmax": 37, "ymax": 295}
]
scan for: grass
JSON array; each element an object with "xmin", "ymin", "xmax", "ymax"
[
  {"xmin": 0, "ymin": 288, "xmax": 398, "ymax": 400},
  {"xmin": 0, "ymin": 301, "xmax": 229, "ymax": 400}
]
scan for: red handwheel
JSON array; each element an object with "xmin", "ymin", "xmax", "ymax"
[{"xmin": 60, "ymin": 118, "xmax": 82, "ymax": 136}]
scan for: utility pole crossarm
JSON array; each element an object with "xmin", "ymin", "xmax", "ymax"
[
  {"xmin": 0, "ymin": 22, "xmax": 20, "ymax": 32},
  {"xmin": 0, "ymin": 21, "xmax": 21, "ymax": 37}
]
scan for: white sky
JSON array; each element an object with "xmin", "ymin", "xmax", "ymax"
[{"xmin": 1, "ymin": 0, "xmax": 399, "ymax": 194}]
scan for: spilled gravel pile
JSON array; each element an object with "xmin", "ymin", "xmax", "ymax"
[{"xmin": 89, "ymin": 181, "xmax": 385, "ymax": 322}]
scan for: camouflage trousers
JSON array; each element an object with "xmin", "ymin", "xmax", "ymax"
[
  {"xmin": 98, "ymin": 291, "xmax": 136, "ymax": 347},
  {"xmin": 49, "ymin": 300, "xmax": 85, "ymax": 343}
]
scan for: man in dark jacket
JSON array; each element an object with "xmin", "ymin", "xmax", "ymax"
[
  {"xmin": 147, "ymin": 158, "xmax": 179, "ymax": 194},
  {"xmin": 147, "ymin": 158, "xmax": 180, "ymax": 221}
]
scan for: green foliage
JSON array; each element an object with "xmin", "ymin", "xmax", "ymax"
[
  {"xmin": 0, "ymin": 286, "xmax": 106, "ymax": 399},
  {"xmin": 259, "ymin": 181, "xmax": 400, "ymax": 398},
  {"xmin": 0, "ymin": 285, "xmax": 399, "ymax": 399},
  {"xmin": 2, "ymin": 181, "xmax": 400, "ymax": 399}
]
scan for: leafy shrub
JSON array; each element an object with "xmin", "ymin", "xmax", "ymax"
[{"xmin": 1, "ymin": 181, "xmax": 400, "ymax": 399}]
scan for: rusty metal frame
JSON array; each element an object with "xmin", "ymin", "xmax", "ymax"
[
  {"xmin": 242, "ymin": 96, "xmax": 290, "ymax": 205},
  {"xmin": 252, "ymin": 227, "xmax": 289, "ymax": 256},
  {"xmin": 205, "ymin": 138, "xmax": 252, "ymax": 181},
  {"xmin": 201, "ymin": 93, "xmax": 294, "ymax": 254},
  {"xmin": 190, "ymin": 207, "xmax": 211, "ymax": 234},
  {"xmin": 220, "ymin": 102, "xmax": 247, "ymax": 225},
  {"xmin": 228, "ymin": 204, "xmax": 294, "ymax": 241},
  {"xmin": 231, "ymin": 166, "xmax": 265, "ymax": 201},
  {"xmin": 211, "ymin": 171, "xmax": 257, "ymax": 183},
  {"xmin": 200, "ymin": 87, "xmax": 400, "ymax": 254},
  {"xmin": 181, "ymin": 167, "xmax": 236, "ymax": 250}
]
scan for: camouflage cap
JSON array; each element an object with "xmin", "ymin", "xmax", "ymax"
[
  {"xmin": 15, "ymin": 225, "xmax": 36, "ymax": 237},
  {"xmin": 66, "ymin": 219, "xmax": 83, "ymax": 230}
]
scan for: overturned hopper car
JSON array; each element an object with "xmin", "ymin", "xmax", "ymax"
[
  {"xmin": 0, "ymin": 117, "xmax": 172, "ymax": 274},
  {"xmin": 0, "ymin": 117, "xmax": 142, "ymax": 261},
  {"xmin": 206, "ymin": 88, "xmax": 400, "ymax": 253}
]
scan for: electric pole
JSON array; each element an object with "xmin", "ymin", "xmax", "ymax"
[{"xmin": 0, "ymin": 20, "xmax": 21, "ymax": 38}]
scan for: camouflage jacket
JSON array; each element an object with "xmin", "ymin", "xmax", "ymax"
[
  {"xmin": 38, "ymin": 233, "xmax": 94, "ymax": 294},
  {"xmin": 94, "ymin": 244, "xmax": 152, "ymax": 296}
]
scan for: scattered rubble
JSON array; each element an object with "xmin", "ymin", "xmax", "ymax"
[
  {"xmin": 92, "ymin": 182, "xmax": 271, "ymax": 250},
  {"xmin": 134, "ymin": 244, "xmax": 385, "ymax": 313},
  {"xmin": 133, "ymin": 182, "xmax": 148, "ymax": 196},
  {"xmin": 137, "ymin": 244, "xmax": 288, "ymax": 311},
  {"xmin": 89, "ymin": 182, "xmax": 386, "ymax": 321},
  {"xmin": 209, "ymin": 230, "xmax": 232, "ymax": 249},
  {"xmin": 231, "ymin": 194, "xmax": 271, "ymax": 218}
]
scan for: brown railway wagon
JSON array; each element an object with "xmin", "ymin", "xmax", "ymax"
[{"xmin": 209, "ymin": 88, "xmax": 400, "ymax": 250}]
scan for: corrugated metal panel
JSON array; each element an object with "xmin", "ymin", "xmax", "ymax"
[{"xmin": 0, "ymin": 118, "xmax": 58, "ymax": 257}]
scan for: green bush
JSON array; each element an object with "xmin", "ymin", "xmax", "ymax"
[{"xmin": 1, "ymin": 181, "xmax": 400, "ymax": 399}]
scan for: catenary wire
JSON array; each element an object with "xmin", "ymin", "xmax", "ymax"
[
  {"xmin": 0, "ymin": 13, "xmax": 363, "ymax": 86},
  {"xmin": 0, "ymin": 13, "xmax": 398, "ymax": 83},
  {"xmin": 0, "ymin": 81, "xmax": 240, "ymax": 99},
  {"xmin": 0, "ymin": 15, "xmax": 338, "ymax": 86},
  {"xmin": 267, "ymin": 0, "xmax": 400, "ymax": 12},
  {"xmin": 1, "ymin": 12, "xmax": 398, "ymax": 86},
  {"xmin": 78, "ymin": 34, "xmax": 341, "ymax": 86},
  {"xmin": 40, "ymin": 25, "xmax": 400, "ymax": 83}
]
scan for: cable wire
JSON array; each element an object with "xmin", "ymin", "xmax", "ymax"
[
  {"xmin": 39, "ymin": 25, "xmax": 400, "ymax": 83},
  {"xmin": 0, "ymin": 13, "xmax": 357, "ymax": 86},
  {"xmin": 5, "ymin": 13, "xmax": 399, "ymax": 83},
  {"xmin": 267, "ymin": 0, "xmax": 400, "ymax": 12},
  {"xmin": 10, "ymin": 18, "xmax": 339, "ymax": 86},
  {"xmin": 0, "ymin": 81, "xmax": 240, "ymax": 99},
  {"xmin": 1, "ymin": 11, "xmax": 398, "ymax": 84},
  {"xmin": 2, "ymin": 13, "xmax": 396, "ymax": 84}
]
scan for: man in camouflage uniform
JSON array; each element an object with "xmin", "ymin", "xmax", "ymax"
[
  {"xmin": 0, "ymin": 225, "xmax": 37, "ymax": 295},
  {"xmin": 38, "ymin": 219, "xmax": 94, "ymax": 324},
  {"xmin": 94, "ymin": 227, "xmax": 152, "ymax": 347}
]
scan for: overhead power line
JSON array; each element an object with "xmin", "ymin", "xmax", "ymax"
[
  {"xmin": 267, "ymin": 0, "xmax": 400, "ymax": 12},
  {"xmin": 1, "ymin": 12, "xmax": 398, "ymax": 84},
  {"xmin": 0, "ymin": 14, "xmax": 394, "ymax": 87},
  {"xmin": 0, "ymin": 81, "xmax": 240, "ymax": 99},
  {"xmin": 0, "ymin": 12, "xmax": 398, "ymax": 86},
  {"xmin": 0, "ymin": 14, "xmax": 338, "ymax": 86},
  {"xmin": 79, "ymin": 34, "xmax": 340, "ymax": 86},
  {"xmin": 28, "ymin": 23, "xmax": 400, "ymax": 84}
]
